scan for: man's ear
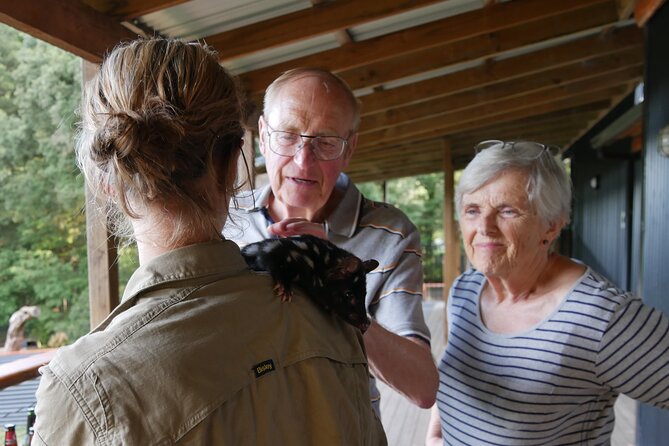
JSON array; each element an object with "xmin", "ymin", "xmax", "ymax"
[
  {"xmin": 258, "ymin": 115, "xmax": 268, "ymax": 156},
  {"xmin": 342, "ymin": 132, "xmax": 357, "ymax": 168}
]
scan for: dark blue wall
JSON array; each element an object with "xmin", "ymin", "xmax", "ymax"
[
  {"xmin": 638, "ymin": 2, "xmax": 669, "ymax": 444},
  {"xmin": 571, "ymin": 144, "xmax": 634, "ymax": 290}
]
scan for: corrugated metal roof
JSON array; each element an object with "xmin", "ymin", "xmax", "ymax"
[
  {"xmin": 137, "ymin": 0, "xmax": 484, "ymax": 76},
  {"xmin": 141, "ymin": 0, "xmax": 313, "ymax": 41}
]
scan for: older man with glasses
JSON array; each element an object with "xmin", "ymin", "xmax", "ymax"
[{"xmin": 226, "ymin": 68, "xmax": 438, "ymax": 419}]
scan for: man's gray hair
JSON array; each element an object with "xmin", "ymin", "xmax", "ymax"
[
  {"xmin": 455, "ymin": 141, "xmax": 572, "ymax": 225},
  {"xmin": 263, "ymin": 67, "xmax": 361, "ymax": 132}
]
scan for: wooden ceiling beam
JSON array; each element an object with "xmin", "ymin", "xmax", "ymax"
[
  {"xmin": 450, "ymin": 113, "xmax": 601, "ymax": 144},
  {"xmin": 348, "ymin": 161, "xmax": 446, "ymax": 183},
  {"xmin": 615, "ymin": 0, "xmax": 636, "ymax": 19},
  {"xmin": 352, "ymin": 113, "xmax": 598, "ymax": 168},
  {"xmin": 352, "ymin": 103, "xmax": 609, "ymax": 159},
  {"xmin": 352, "ymin": 140, "xmax": 446, "ymax": 163},
  {"xmin": 449, "ymin": 126, "xmax": 591, "ymax": 153},
  {"xmin": 207, "ymin": 0, "xmax": 443, "ymax": 61},
  {"xmin": 347, "ymin": 104, "xmax": 607, "ymax": 180},
  {"xmin": 358, "ymin": 25, "xmax": 642, "ymax": 115},
  {"xmin": 238, "ymin": 0, "xmax": 613, "ymax": 94},
  {"xmin": 348, "ymin": 123, "xmax": 591, "ymax": 181},
  {"xmin": 358, "ymin": 84, "xmax": 631, "ymax": 149},
  {"xmin": 339, "ymin": 1, "xmax": 620, "ymax": 92},
  {"xmin": 366, "ymin": 64, "xmax": 640, "ymax": 141},
  {"xmin": 349, "ymin": 125, "xmax": 590, "ymax": 181},
  {"xmin": 81, "ymin": 0, "xmax": 187, "ymax": 20},
  {"xmin": 0, "ymin": 0, "xmax": 138, "ymax": 62},
  {"xmin": 359, "ymin": 51, "xmax": 643, "ymax": 133}
]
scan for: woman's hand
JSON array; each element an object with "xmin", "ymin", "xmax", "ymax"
[
  {"xmin": 425, "ymin": 404, "xmax": 443, "ymax": 446},
  {"xmin": 267, "ymin": 218, "xmax": 327, "ymax": 239}
]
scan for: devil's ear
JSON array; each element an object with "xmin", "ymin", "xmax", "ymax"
[
  {"xmin": 363, "ymin": 259, "xmax": 379, "ymax": 274},
  {"xmin": 329, "ymin": 257, "xmax": 361, "ymax": 280}
]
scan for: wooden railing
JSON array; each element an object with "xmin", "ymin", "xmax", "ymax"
[
  {"xmin": 423, "ymin": 282, "xmax": 445, "ymax": 300},
  {"xmin": 0, "ymin": 350, "xmax": 55, "ymax": 390}
]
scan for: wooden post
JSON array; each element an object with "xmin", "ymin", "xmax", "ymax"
[
  {"xmin": 82, "ymin": 60, "xmax": 119, "ymax": 329},
  {"xmin": 634, "ymin": 0, "xmax": 667, "ymax": 26},
  {"xmin": 442, "ymin": 139, "xmax": 460, "ymax": 300}
]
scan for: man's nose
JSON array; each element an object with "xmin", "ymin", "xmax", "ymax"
[{"xmin": 292, "ymin": 138, "xmax": 317, "ymax": 165}]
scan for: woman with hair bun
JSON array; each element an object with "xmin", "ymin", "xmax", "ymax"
[{"xmin": 32, "ymin": 38, "xmax": 385, "ymax": 446}]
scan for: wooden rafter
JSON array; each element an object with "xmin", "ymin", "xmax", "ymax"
[
  {"xmin": 238, "ymin": 0, "xmax": 614, "ymax": 94},
  {"xmin": 336, "ymin": 2, "xmax": 620, "ymax": 92},
  {"xmin": 359, "ymin": 52, "xmax": 643, "ymax": 133},
  {"xmin": 82, "ymin": 0, "xmax": 188, "ymax": 20},
  {"xmin": 208, "ymin": 0, "xmax": 444, "ymax": 61},
  {"xmin": 0, "ymin": 0, "xmax": 137, "ymax": 62},
  {"xmin": 359, "ymin": 25, "xmax": 641, "ymax": 115},
  {"xmin": 357, "ymin": 72, "xmax": 638, "ymax": 148}
]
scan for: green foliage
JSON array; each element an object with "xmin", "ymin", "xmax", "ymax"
[
  {"xmin": 0, "ymin": 24, "xmax": 89, "ymax": 345},
  {"xmin": 358, "ymin": 174, "xmax": 445, "ymax": 282}
]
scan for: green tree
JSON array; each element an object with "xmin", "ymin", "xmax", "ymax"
[
  {"xmin": 358, "ymin": 173, "xmax": 445, "ymax": 283},
  {"xmin": 0, "ymin": 24, "xmax": 89, "ymax": 344}
]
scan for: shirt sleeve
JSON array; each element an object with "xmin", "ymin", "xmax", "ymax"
[
  {"xmin": 34, "ymin": 366, "xmax": 99, "ymax": 445},
  {"xmin": 596, "ymin": 297, "xmax": 669, "ymax": 407},
  {"xmin": 370, "ymin": 223, "xmax": 430, "ymax": 344}
]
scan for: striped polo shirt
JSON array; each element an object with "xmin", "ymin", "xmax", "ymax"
[{"xmin": 436, "ymin": 268, "xmax": 669, "ymax": 445}]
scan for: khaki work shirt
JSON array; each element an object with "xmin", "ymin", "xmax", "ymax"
[
  {"xmin": 226, "ymin": 173, "xmax": 431, "ymax": 416},
  {"xmin": 33, "ymin": 240, "xmax": 386, "ymax": 445}
]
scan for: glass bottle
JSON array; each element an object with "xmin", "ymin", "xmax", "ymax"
[
  {"xmin": 23, "ymin": 409, "xmax": 35, "ymax": 446},
  {"xmin": 4, "ymin": 424, "xmax": 18, "ymax": 446}
]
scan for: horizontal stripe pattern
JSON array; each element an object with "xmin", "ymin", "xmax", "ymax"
[{"xmin": 437, "ymin": 268, "xmax": 669, "ymax": 445}]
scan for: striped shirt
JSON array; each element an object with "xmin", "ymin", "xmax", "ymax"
[{"xmin": 436, "ymin": 268, "xmax": 669, "ymax": 445}]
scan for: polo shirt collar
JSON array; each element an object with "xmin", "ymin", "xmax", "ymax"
[
  {"xmin": 248, "ymin": 173, "xmax": 362, "ymax": 240},
  {"xmin": 326, "ymin": 173, "xmax": 362, "ymax": 239},
  {"xmin": 234, "ymin": 185, "xmax": 272, "ymax": 212}
]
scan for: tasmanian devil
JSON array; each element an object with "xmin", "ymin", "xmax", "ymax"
[{"xmin": 240, "ymin": 235, "xmax": 379, "ymax": 332}]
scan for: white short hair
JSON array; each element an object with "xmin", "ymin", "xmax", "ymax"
[
  {"xmin": 263, "ymin": 68, "xmax": 360, "ymax": 132},
  {"xmin": 455, "ymin": 141, "xmax": 572, "ymax": 226}
]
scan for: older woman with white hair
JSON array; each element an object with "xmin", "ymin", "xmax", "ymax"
[{"xmin": 426, "ymin": 140, "xmax": 669, "ymax": 445}]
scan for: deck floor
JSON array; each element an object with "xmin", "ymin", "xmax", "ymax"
[{"xmin": 377, "ymin": 300, "xmax": 637, "ymax": 445}]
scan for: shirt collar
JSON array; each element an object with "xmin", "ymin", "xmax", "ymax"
[
  {"xmin": 326, "ymin": 173, "xmax": 362, "ymax": 239},
  {"xmin": 245, "ymin": 173, "xmax": 363, "ymax": 240},
  {"xmin": 122, "ymin": 239, "xmax": 248, "ymax": 303}
]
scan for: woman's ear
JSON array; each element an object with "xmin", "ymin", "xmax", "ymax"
[
  {"xmin": 544, "ymin": 218, "xmax": 566, "ymax": 245},
  {"xmin": 212, "ymin": 140, "xmax": 241, "ymax": 194}
]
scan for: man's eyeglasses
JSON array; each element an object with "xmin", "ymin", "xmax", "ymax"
[
  {"xmin": 474, "ymin": 140, "xmax": 560, "ymax": 158},
  {"xmin": 266, "ymin": 124, "xmax": 348, "ymax": 161}
]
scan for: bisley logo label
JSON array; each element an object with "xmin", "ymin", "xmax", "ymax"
[{"xmin": 253, "ymin": 359, "xmax": 275, "ymax": 378}]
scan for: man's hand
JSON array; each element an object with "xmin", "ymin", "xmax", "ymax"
[{"xmin": 267, "ymin": 218, "xmax": 327, "ymax": 239}]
